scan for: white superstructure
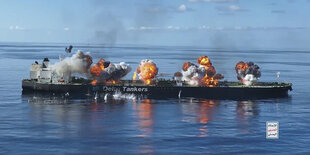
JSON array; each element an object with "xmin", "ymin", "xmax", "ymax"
[{"xmin": 30, "ymin": 58, "xmax": 66, "ymax": 84}]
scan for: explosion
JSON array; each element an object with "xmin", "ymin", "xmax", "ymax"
[
  {"xmin": 197, "ymin": 56, "xmax": 212, "ymax": 67},
  {"xmin": 90, "ymin": 59, "xmax": 131, "ymax": 85},
  {"xmin": 136, "ymin": 59, "xmax": 158, "ymax": 85},
  {"xmin": 197, "ymin": 56, "xmax": 224, "ymax": 87},
  {"xmin": 235, "ymin": 61, "xmax": 261, "ymax": 86},
  {"xmin": 174, "ymin": 72, "xmax": 182, "ymax": 78},
  {"xmin": 53, "ymin": 50, "xmax": 93, "ymax": 76},
  {"xmin": 181, "ymin": 62, "xmax": 205, "ymax": 86},
  {"xmin": 90, "ymin": 58, "xmax": 105, "ymax": 77},
  {"xmin": 173, "ymin": 72, "xmax": 182, "ymax": 85},
  {"xmin": 181, "ymin": 56, "xmax": 224, "ymax": 87}
]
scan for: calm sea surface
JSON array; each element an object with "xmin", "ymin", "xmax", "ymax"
[{"xmin": 0, "ymin": 43, "xmax": 309, "ymax": 154}]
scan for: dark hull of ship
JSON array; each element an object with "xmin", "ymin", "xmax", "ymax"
[{"xmin": 22, "ymin": 79, "xmax": 292, "ymax": 100}]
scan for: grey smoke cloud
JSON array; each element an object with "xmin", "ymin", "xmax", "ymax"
[{"xmin": 88, "ymin": 0, "xmax": 124, "ymax": 46}]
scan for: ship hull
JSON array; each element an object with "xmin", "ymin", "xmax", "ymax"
[{"xmin": 22, "ymin": 79, "xmax": 292, "ymax": 100}]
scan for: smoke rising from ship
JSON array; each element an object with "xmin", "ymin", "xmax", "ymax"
[
  {"xmin": 90, "ymin": 58, "xmax": 131, "ymax": 85},
  {"xmin": 50, "ymin": 49, "xmax": 260, "ymax": 87},
  {"xmin": 180, "ymin": 56, "xmax": 223, "ymax": 87},
  {"xmin": 52, "ymin": 50, "xmax": 93, "ymax": 76},
  {"xmin": 181, "ymin": 62, "xmax": 206, "ymax": 86},
  {"xmin": 235, "ymin": 61, "xmax": 261, "ymax": 85}
]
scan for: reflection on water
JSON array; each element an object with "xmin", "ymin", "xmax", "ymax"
[
  {"xmin": 197, "ymin": 100, "xmax": 219, "ymax": 137},
  {"xmin": 236, "ymin": 101, "xmax": 259, "ymax": 134},
  {"xmin": 237, "ymin": 101, "xmax": 259, "ymax": 117},
  {"xmin": 181, "ymin": 99, "xmax": 220, "ymax": 137},
  {"xmin": 19, "ymin": 91, "xmax": 298, "ymax": 154},
  {"xmin": 27, "ymin": 94, "xmax": 71, "ymax": 105},
  {"xmin": 198, "ymin": 100, "xmax": 219, "ymax": 124},
  {"xmin": 24, "ymin": 93, "xmax": 259, "ymax": 139},
  {"xmin": 26, "ymin": 95, "xmax": 86, "ymax": 138},
  {"xmin": 136, "ymin": 99, "xmax": 153, "ymax": 137},
  {"xmin": 24, "ymin": 93, "xmax": 130, "ymax": 139},
  {"xmin": 132, "ymin": 99, "xmax": 154, "ymax": 154},
  {"xmin": 25, "ymin": 93, "xmax": 155, "ymax": 154}
]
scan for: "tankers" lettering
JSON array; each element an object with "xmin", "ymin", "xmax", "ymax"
[
  {"xmin": 102, "ymin": 86, "xmax": 148, "ymax": 92},
  {"xmin": 122, "ymin": 87, "xmax": 148, "ymax": 92}
]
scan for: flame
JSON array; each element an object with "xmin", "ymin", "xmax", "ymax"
[
  {"xmin": 235, "ymin": 61, "xmax": 248, "ymax": 72},
  {"xmin": 105, "ymin": 80, "xmax": 118, "ymax": 84},
  {"xmin": 197, "ymin": 56, "xmax": 223, "ymax": 87},
  {"xmin": 133, "ymin": 72, "xmax": 137, "ymax": 81},
  {"xmin": 90, "ymin": 59, "xmax": 106, "ymax": 85},
  {"xmin": 91, "ymin": 80, "xmax": 97, "ymax": 85},
  {"xmin": 203, "ymin": 77, "xmax": 218, "ymax": 87},
  {"xmin": 182, "ymin": 62, "xmax": 192, "ymax": 71},
  {"xmin": 146, "ymin": 79, "xmax": 151, "ymax": 85},
  {"xmin": 90, "ymin": 58, "xmax": 105, "ymax": 77},
  {"xmin": 174, "ymin": 72, "xmax": 182, "ymax": 77},
  {"xmin": 198, "ymin": 56, "xmax": 212, "ymax": 66},
  {"xmin": 90, "ymin": 65, "xmax": 101, "ymax": 76},
  {"xmin": 98, "ymin": 59, "xmax": 105, "ymax": 70},
  {"xmin": 235, "ymin": 61, "xmax": 261, "ymax": 84},
  {"xmin": 137, "ymin": 61, "xmax": 158, "ymax": 85}
]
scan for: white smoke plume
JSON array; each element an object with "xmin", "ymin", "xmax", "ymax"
[
  {"xmin": 181, "ymin": 62, "xmax": 206, "ymax": 86},
  {"xmin": 90, "ymin": 60, "xmax": 132, "ymax": 84},
  {"xmin": 52, "ymin": 50, "xmax": 93, "ymax": 76},
  {"xmin": 100, "ymin": 62, "xmax": 131, "ymax": 81}
]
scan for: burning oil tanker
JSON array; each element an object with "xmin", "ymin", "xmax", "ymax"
[{"xmin": 22, "ymin": 49, "xmax": 292, "ymax": 100}]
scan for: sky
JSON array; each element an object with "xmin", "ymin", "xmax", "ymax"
[{"xmin": 0, "ymin": 0, "xmax": 310, "ymax": 49}]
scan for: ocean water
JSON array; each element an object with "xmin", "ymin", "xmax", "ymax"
[{"xmin": 0, "ymin": 42, "xmax": 309, "ymax": 154}]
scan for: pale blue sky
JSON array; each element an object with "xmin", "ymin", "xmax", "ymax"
[{"xmin": 0, "ymin": 0, "xmax": 309, "ymax": 49}]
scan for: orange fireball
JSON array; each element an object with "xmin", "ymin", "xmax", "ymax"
[
  {"xmin": 90, "ymin": 58, "xmax": 106, "ymax": 85},
  {"xmin": 140, "ymin": 62, "xmax": 158, "ymax": 79},
  {"xmin": 235, "ymin": 61, "xmax": 248, "ymax": 72},
  {"xmin": 174, "ymin": 72, "xmax": 182, "ymax": 77},
  {"xmin": 182, "ymin": 62, "xmax": 192, "ymax": 71},
  {"xmin": 90, "ymin": 65, "xmax": 101, "ymax": 77},
  {"xmin": 90, "ymin": 58, "xmax": 105, "ymax": 77},
  {"xmin": 198, "ymin": 56, "xmax": 212, "ymax": 66},
  {"xmin": 198, "ymin": 55, "xmax": 223, "ymax": 87},
  {"xmin": 137, "ymin": 60, "xmax": 158, "ymax": 85},
  {"xmin": 91, "ymin": 80, "xmax": 97, "ymax": 86}
]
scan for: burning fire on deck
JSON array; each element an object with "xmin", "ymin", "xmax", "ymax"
[
  {"xmin": 197, "ymin": 56, "xmax": 224, "ymax": 87},
  {"xmin": 180, "ymin": 56, "xmax": 224, "ymax": 87},
  {"xmin": 135, "ymin": 59, "xmax": 158, "ymax": 85},
  {"xmin": 90, "ymin": 58, "xmax": 131, "ymax": 85},
  {"xmin": 235, "ymin": 61, "xmax": 261, "ymax": 86},
  {"xmin": 90, "ymin": 58, "xmax": 105, "ymax": 77},
  {"xmin": 49, "ymin": 48, "xmax": 263, "ymax": 87},
  {"xmin": 90, "ymin": 58, "xmax": 107, "ymax": 85}
]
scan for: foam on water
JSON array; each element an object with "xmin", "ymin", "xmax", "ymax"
[{"xmin": 112, "ymin": 91, "xmax": 137, "ymax": 100}]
